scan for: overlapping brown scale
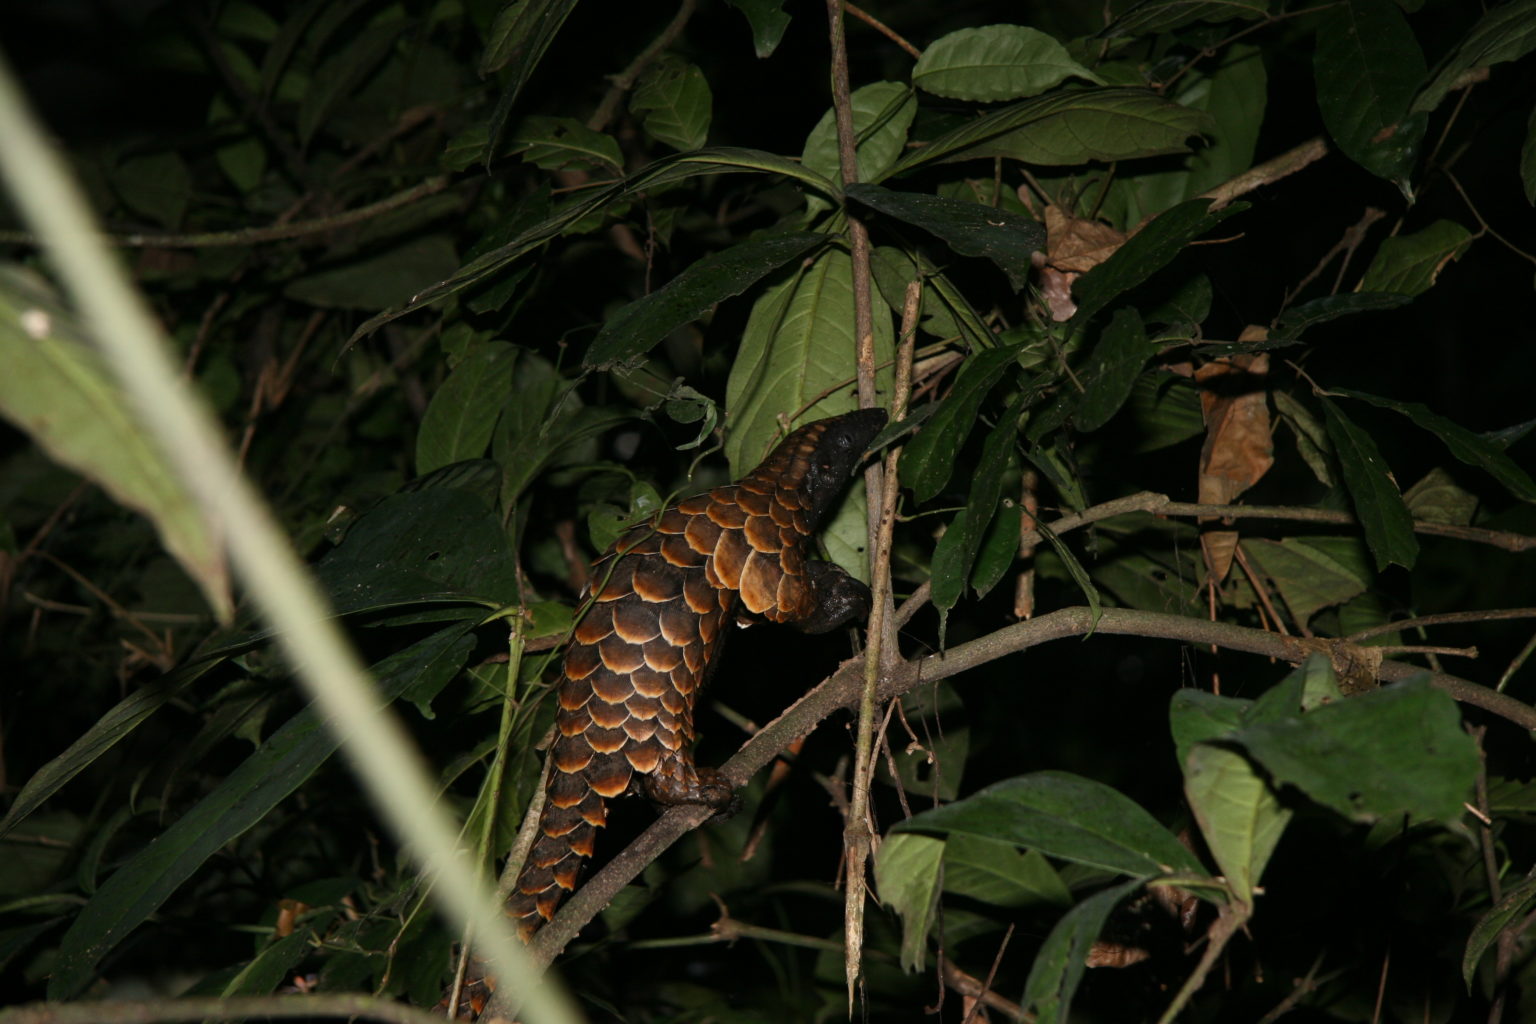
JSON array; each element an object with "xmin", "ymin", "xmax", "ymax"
[
  {"xmin": 660, "ymin": 533, "xmax": 701, "ymax": 569},
  {"xmin": 589, "ymin": 668, "xmax": 634, "ymax": 705},
  {"xmin": 611, "ymin": 597, "xmax": 661, "ymax": 643},
  {"xmin": 737, "ymin": 550, "xmax": 782, "ymax": 614},
  {"xmin": 742, "ymin": 513, "xmax": 781, "ymax": 553},
  {"xmin": 685, "ymin": 513, "xmax": 723, "ymax": 556},
  {"xmin": 564, "ymin": 642, "xmax": 600, "ymax": 682},
  {"xmin": 710, "ymin": 528, "xmax": 749, "ymax": 590},
  {"xmin": 734, "ymin": 485, "xmax": 772, "ymax": 517},
  {"xmin": 572, "ymin": 606, "xmax": 613, "ymax": 645},
  {"xmin": 592, "ymin": 558, "xmax": 634, "ymax": 601},
  {"xmin": 706, "ymin": 496, "xmax": 747, "ymax": 529},
  {"xmin": 631, "ymin": 559, "xmax": 682, "ymax": 603},
  {"xmin": 597, "ymin": 634, "xmax": 644, "ymax": 674}
]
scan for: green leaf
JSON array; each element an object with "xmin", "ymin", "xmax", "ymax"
[
  {"xmin": 1076, "ymin": 307, "xmax": 1150, "ymax": 431},
  {"xmin": 900, "ymin": 346, "xmax": 1021, "ymax": 503},
  {"xmin": 1359, "ymin": 220, "xmax": 1473, "ymax": 296},
  {"xmin": 509, "ymin": 116, "xmax": 622, "ymax": 172},
  {"xmin": 1021, "ymin": 878, "xmax": 1147, "ymax": 1024},
  {"xmin": 1184, "ymin": 744, "xmax": 1291, "ymax": 903},
  {"xmin": 899, "ymin": 88, "xmax": 1210, "ymax": 171},
  {"xmin": 932, "ymin": 397, "xmax": 1023, "ymax": 616},
  {"xmin": 1415, "ymin": 0, "xmax": 1536, "ymax": 114},
  {"xmin": 1524, "ymin": 104, "xmax": 1536, "ymax": 205},
  {"xmin": 47, "ymin": 624, "xmax": 476, "ymax": 999},
  {"xmin": 1069, "ymin": 199, "xmax": 1245, "ymax": 330},
  {"xmin": 112, "ymin": 152, "xmax": 192, "ymax": 229},
  {"xmin": 1234, "ymin": 677, "xmax": 1479, "ymax": 825},
  {"xmin": 1169, "ymin": 688, "xmax": 1250, "ymax": 768},
  {"xmin": 478, "ymin": 0, "xmax": 581, "ymax": 164},
  {"xmin": 723, "ymin": 247, "xmax": 893, "ymax": 475},
  {"xmin": 0, "ymin": 267, "xmax": 232, "ymax": 620},
  {"xmin": 1333, "ymin": 389, "xmax": 1536, "ymax": 503},
  {"xmin": 315, "ymin": 490, "xmax": 522, "ymax": 613},
  {"xmin": 845, "ymin": 184, "xmax": 1044, "ymax": 289},
  {"xmin": 873, "ymin": 831, "xmax": 945, "ymax": 971},
  {"xmin": 631, "ymin": 56, "xmax": 712, "ymax": 152},
  {"xmin": 1465, "ymin": 876, "xmax": 1536, "ymax": 988},
  {"xmin": 722, "ymin": 0, "xmax": 790, "ymax": 58},
  {"xmin": 1101, "ymin": 0, "xmax": 1268, "ymax": 38},
  {"xmin": 970, "ymin": 499, "xmax": 1021, "ymax": 599},
  {"xmin": 1238, "ymin": 536, "xmax": 1372, "ymax": 627},
  {"xmin": 0, "ymin": 661, "xmax": 218, "ymax": 841},
  {"xmin": 945, "ymin": 835, "xmax": 1071, "ymax": 910},
  {"xmin": 1270, "ymin": 292, "xmax": 1413, "ymax": 340},
  {"xmin": 220, "ymin": 929, "xmax": 317, "ymax": 996},
  {"xmin": 297, "ymin": 19, "xmax": 407, "ymax": 147},
  {"xmin": 1405, "ymin": 467, "xmax": 1479, "ymax": 526},
  {"xmin": 801, "ymin": 81, "xmax": 917, "ymax": 194},
  {"xmin": 1125, "ymin": 373, "xmax": 1203, "ymax": 452},
  {"xmin": 347, "ymin": 148, "xmax": 838, "ymax": 345},
  {"xmin": 912, "ymin": 25, "xmax": 1103, "ymax": 102},
  {"xmin": 416, "ymin": 341, "xmax": 519, "ymax": 475},
  {"xmin": 585, "ymin": 232, "xmax": 826, "ymax": 368},
  {"xmin": 894, "ymin": 771, "xmax": 1205, "ymax": 877},
  {"xmin": 1320, "ymin": 398, "xmax": 1418, "ymax": 571},
  {"xmin": 286, "ymin": 236, "xmax": 460, "ymax": 311},
  {"xmin": 1313, "ymin": 0, "xmax": 1427, "ymax": 193}
]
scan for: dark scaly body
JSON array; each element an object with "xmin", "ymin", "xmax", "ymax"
[{"xmin": 452, "ymin": 409, "xmax": 886, "ymax": 1017}]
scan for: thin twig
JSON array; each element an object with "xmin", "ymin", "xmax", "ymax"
[
  {"xmin": 0, "ymin": 994, "xmax": 444, "ymax": 1024},
  {"xmin": 587, "ymin": 0, "xmax": 701, "ymax": 133},
  {"xmin": 1347, "ymin": 608, "xmax": 1536, "ymax": 642},
  {"xmin": 0, "ymin": 175, "xmax": 455, "ymax": 248},
  {"xmin": 845, "ymin": 2, "xmax": 922, "ymax": 59},
  {"xmin": 825, "ymin": 0, "xmax": 883, "ymax": 1007}
]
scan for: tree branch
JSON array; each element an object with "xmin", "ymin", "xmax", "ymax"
[
  {"xmin": 0, "ymin": 994, "xmax": 443, "ymax": 1024},
  {"xmin": 526, "ymin": 605, "xmax": 1536, "ymax": 967}
]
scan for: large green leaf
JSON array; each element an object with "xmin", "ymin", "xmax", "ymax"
[
  {"xmin": 1270, "ymin": 292, "xmax": 1413, "ymax": 340},
  {"xmin": 1184, "ymin": 744, "xmax": 1290, "ymax": 904},
  {"xmin": 0, "ymin": 266, "xmax": 232, "ymax": 620},
  {"xmin": 285, "ymin": 236, "xmax": 461, "ymax": 311},
  {"xmin": 1313, "ymin": 0, "xmax": 1427, "ymax": 193},
  {"xmin": 900, "ymin": 346, "xmax": 1021, "ymax": 503},
  {"xmin": 478, "ymin": 0, "xmax": 581, "ymax": 164},
  {"xmin": 912, "ymin": 25, "xmax": 1102, "ymax": 102},
  {"xmin": 416, "ymin": 341, "xmax": 519, "ymax": 475},
  {"xmin": 315, "ymin": 489, "xmax": 522, "ymax": 613},
  {"xmin": 931, "ymin": 392, "xmax": 1024, "ymax": 616},
  {"xmin": 1076, "ymin": 306, "xmax": 1150, "ymax": 431},
  {"xmin": 1021, "ymin": 878, "xmax": 1148, "ymax": 1024},
  {"xmin": 631, "ymin": 56, "xmax": 712, "ymax": 152},
  {"xmin": 1238, "ymin": 536, "xmax": 1372, "ymax": 627},
  {"xmin": 1359, "ymin": 220, "xmax": 1472, "ymax": 296},
  {"xmin": 1234, "ymin": 677, "xmax": 1478, "ymax": 825},
  {"xmin": 722, "ymin": 247, "xmax": 893, "ymax": 474},
  {"xmin": 801, "ymin": 81, "xmax": 917, "ymax": 193},
  {"xmin": 1414, "ymin": 0, "xmax": 1536, "ymax": 114},
  {"xmin": 47, "ymin": 623, "xmax": 476, "ymax": 998},
  {"xmin": 872, "ymin": 831, "xmax": 944, "ymax": 971},
  {"xmin": 1101, "ymin": 0, "xmax": 1268, "ymax": 38},
  {"xmin": 894, "ymin": 771, "xmax": 1205, "ymax": 877},
  {"xmin": 585, "ymin": 232, "xmax": 826, "ymax": 368},
  {"xmin": 886, "ymin": 89, "xmax": 1206, "ymax": 177},
  {"xmin": 1069, "ymin": 199, "xmax": 1245, "ymax": 330},
  {"xmin": 1320, "ymin": 398, "xmax": 1419, "ymax": 571},
  {"xmin": 903, "ymin": 89, "xmax": 1210, "ymax": 172},
  {"xmin": 846, "ymin": 184, "xmax": 1044, "ymax": 288},
  {"xmin": 0, "ymin": 661, "xmax": 219, "ymax": 841},
  {"xmin": 347, "ymin": 148, "xmax": 839, "ymax": 345},
  {"xmin": 722, "ymin": 0, "xmax": 790, "ymax": 58},
  {"xmin": 1464, "ymin": 875, "xmax": 1536, "ymax": 987},
  {"xmin": 1333, "ymin": 389, "xmax": 1536, "ymax": 503}
]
